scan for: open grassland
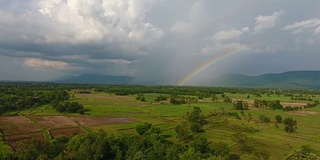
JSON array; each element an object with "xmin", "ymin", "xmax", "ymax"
[
  {"xmin": 17, "ymin": 92, "xmax": 299, "ymax": 158},
  {"xmin": 75, "ymin": 92, "xmax": 320, "ymax": 160},
  {"xmin": 1, "ymin": 91, "xmax": 320, "ymax": 159},
  {"xmin": 4, "ymin": 105, "xmax": 61, "ymax": 116},
  {"xmin": 224, "ymin": 92, "xmax": 320, "ymax": 102}
]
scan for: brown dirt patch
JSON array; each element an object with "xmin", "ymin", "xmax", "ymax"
[
  {"xmin": 5, "ymin": 132, "xmax": 44, "ymax": 149},
  {"xmin": 27, "ymin": 116, "xmax": 78, "ymax": 129},
  {"xmin": 0, "ymin": 116, "xmax": 40, "ymax": 135},
  {"xmin": 50, "ymin": 127, "xmax": 86, "ymax": 138},
  {"xmin": 231, "ymin": 99, "xmax": 308, "ymax": 107},
  {"xmin": 71, "ymin": 116, "xmax": 135, "ymax": 126},
  {"xmin": 76, "ymin": 94, "xmax": 134, "ymax": 101},
  {"xmin": 281, "ymin": 102, "xmax": 308, "ymax": 107},
  {"xmin": 231, "ymin": 99, "xmax": 254, "ymax": 104},
  {"xmin": 287, "ymin": 111, "xmax": 317, "ymax": 116}
]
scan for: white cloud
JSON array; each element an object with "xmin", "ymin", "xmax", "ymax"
[
  {"xmin": 306, "ymin": 38, "xmax": 315, "ymax": 45},
  {"xmin": 169, "ymin": 1, "xmax": 206, "ymax": 35},
  {"xmin": 128, "ymin": 23, "xmax": 164, "ymax": 44},
  {"xmin": 87, "ymin": 58, "xmax": 132, "ymax": 64},
  {"xmin": 241, "ymin": 27, "xmax": 250, "ymax": 33},
  {"xmin": 203, "ymin": 26, "xmax": 251, "ymax": 55},
  {"xmin": 37, "ymin": 0, "xmax": 164, "ymax": 47},
  {"xmin": 254, "ymin": 11, "xmax": 283, "ymax": 32},
  {"xmin": 315, "ymin": 26, "xmax": 320, "ymax": 35},
  {"xmin": 189, "ymin": 1, "xmax": 205, "ymax": 21},
  {"xmin": 283, "ymin": 18, "xmax": 320, "ymax": 34},
  {"xmin": 201, "ymin": 43, "xmax": 248, "ymax": 55},
  {"xmin": 170, "ymin": 21, "xmax": 188, "ymax": 33},
  {"xmin": 213, "ymin": 29, "xmax": 243, "ymax": 41},
  {"xmin": 23, "ymin": 58, "xmax": 69, "ymax": 70}
]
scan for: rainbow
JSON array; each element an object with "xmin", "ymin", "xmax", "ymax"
[{"xmin": 177, "ymin": 46, "xmax": 246, "ymax": 86}]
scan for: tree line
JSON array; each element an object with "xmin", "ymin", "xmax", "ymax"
[{"xmin": 0, "ymin": 88, "xmax": 69, "ymax": 115}]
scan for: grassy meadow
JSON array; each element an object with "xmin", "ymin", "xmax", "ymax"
[{"xmin": 5, "ymin": 90, "xmax": 320, "ymax": 159}]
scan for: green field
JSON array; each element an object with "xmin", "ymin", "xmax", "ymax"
[{"xmin": 8, "ymin": 90, "xmax": 320, "ymax": 159}]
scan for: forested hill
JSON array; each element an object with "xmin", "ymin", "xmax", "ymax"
[
  {"xmin": 212, "ymin": 71, "xmax": 320, "ymax": 89},
  {"xmin": 53, "ymin": 74, "xmax": 134, "ymax": 84}
]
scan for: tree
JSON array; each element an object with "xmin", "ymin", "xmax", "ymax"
[
  {"xmin": 16, "ymin": 138, "xmax": 50, "ymax": 160},
  {"xmin": 231, "ymin": 132, "xmax": 254, "ymax": 155},
  {"xmin": 186, "ymin": 106, "xmax": 207, "ymax": 125},
  {"xmin": 66, "ymin": 132, "xmax": 111, "ymax": 160},
  {"xmin": 53, "ymin": 101, "xmax": 84, "ymax": 114},
  {"xmin": 254, "ymin": 99, "xmax": 262, "ymax": 108},
  {"xmin": 191, "ymin": 137, "xmax": 210, "ymax": 154},
  {"xmin": 186, "ymin": 106, "xmax": 207, "ymax": 133},
  {"xmin": 291, "ymin": 145, "xmax": 320, "ymax": 159},
  {"xmin": 223, "ymin": 96, "xmax": 232, "ymax": 103},
  {"xmin": 0, "ymin": 106, "xmax": 4, "ymax": 115},
  {"xmin": 275, "ymin": 115, "xmax": 282, "ymax": 123},
  {"xmin": 253, "ymin": 150, "xmax": 270, "ymax": 160},
  {"xmin": 49, "ymin": 136, "xmax": 69, "ymax": 158},
  {"xmin": 233, "ymin": 101, "xmax": 249, "ymax": 110},
  {"xmin": 269, "ymin": 100, "xmax": 282, "ymax": 110},
  {"xmin": 149, "ymin": 127, "xmax": 161, "ymax": 135},
  {"xmin": 259, "ymin": 115, "xmax": 270, "ymax": 123},
  {"xmin": 211, "ymin": 141, "xmax": 230, "ymax": 158},
  {"xmin": 155, "ymin": 95, "xmax": 168, "ymax": 102},
  {"xmin": 166, "ymin": 144, "xmax": 186, "ymax": 160},
  {"xmin": 190, "ymin": 123, "xmax": 204, "ymax": 133},
  {"xmin": 247, "ymin": 113, "xmax": 252, "ymax": 122},
  {"xmin": 198, "ymin": 94, "xmax": 204, "ymax": 100},
  {"xmin": 283, "ymin": 117, "xmax": 297, "ymax": 133},
  {"xmin": 136, "ymin": 123, "xmax": 152, "ymax": 135},
  {"xmin": 175, "ymin": 123, "xmax": 192, "ymax": 142},
  {"xmin": 64, "ymin": 102, "xmax": 83, "ymax": 113},
  {"xmin": 225, "ymin": 153, "xmax": 241, "ymax": 160},
  {"xmin": 170, "ymin": 96, "xmax": 186, "ymax": 105},
  {"xmin": 178, "ymin": 147, "xmax": 202, "ymax": 160},
  {"xmin": 211, "ymin": 94, "xmax": 218, "ymax": 102},
  {"xmin": 0, "ymin": 141, "xmax": 12, "ymax": 159}
]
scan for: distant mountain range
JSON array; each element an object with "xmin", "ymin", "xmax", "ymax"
[
  {"xmin": 211, "ymin": 71, "xmax": 320, "ymax": 89},
  {"xmin": 51, "ymin": 71, "xmax": 320, "ymax": 89},
  {"xmin": 53, "ymin": 74, "xmax": 134, "ymax": 85}
]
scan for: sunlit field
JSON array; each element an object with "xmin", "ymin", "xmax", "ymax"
[{"xmin": 3, "ymin": 89, "xmax": 319, "ymax": 159}]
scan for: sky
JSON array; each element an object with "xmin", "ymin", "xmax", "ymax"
[{"xmin": 0, "ymin": 0, "xmax": 320, "ymax": 85}]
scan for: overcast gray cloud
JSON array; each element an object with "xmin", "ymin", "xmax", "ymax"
[{"xmin": 0, "ymin": 0, "xmax": 320, "ymax": 84}]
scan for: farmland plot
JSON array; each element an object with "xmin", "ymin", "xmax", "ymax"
[
  {"xmin": 50, "ymin": 127, "xmax": 86, "ymax": 138},
  {"xmin": 5, "ymin": 132, "xmax": 44, "ymax": 149},
  {"xmin": 27, "ymin": 116, "xmax": 78, "ymax": 129},
  {"xmin": 71, "ymin": 116, "xmax": 135, "ymax": 126},
  {"xmin": 0, "ymin": 116, "xmax": 40, "ymax": 135}
]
